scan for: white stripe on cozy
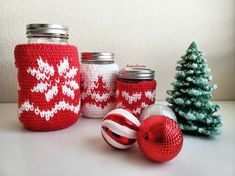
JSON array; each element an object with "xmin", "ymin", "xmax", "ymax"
[
  {"xmin": 105, "ymin": 108, "xmax": 140, "ymax": 127},
  {"xmin": 102, "ymin": 120, "xmax": 137, "ymax": 139},
  {"xmin": 101, "ymin": 128, "xmax": 131, "ymax": 149},
  {"xmin": 18, "ymin": 100, "xmax": 80, "ymax": 121}
]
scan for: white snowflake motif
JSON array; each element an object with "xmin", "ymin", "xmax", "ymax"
[{"xmin": 27, "ymin": 56, "xmax": 79, "ymax": 102}]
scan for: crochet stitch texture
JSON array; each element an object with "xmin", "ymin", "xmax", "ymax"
[
  {"xmin": 116, "ymin": 80, "xmax": 157, "ymax": 118},
  {"xmin": 15, "ymin": 44, "xmax": 80, "ymax": 130},
  {"xmin": 80, "ymin": 63, "xmax": 119, "ymax": 118}
]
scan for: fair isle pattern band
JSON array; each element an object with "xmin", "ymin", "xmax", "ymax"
[
  {"xmin": 101, "ymin": 108, "xmax": 140, "ymax": 149},
  {"xmin": 18, "ymin": 100, "xmax": 80, "ymax": 121},
  {"xmin": 81, "ymin": 63, "xmax": 119, "ymax": 118},
  {"xmin": 116, "ymin": 80, "xmax": 157, "ymax": 118}
]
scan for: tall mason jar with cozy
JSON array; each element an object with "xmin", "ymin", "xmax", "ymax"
[{"xmin": 14, "ymin": 24, "xmax": 80, "ymax": 131}]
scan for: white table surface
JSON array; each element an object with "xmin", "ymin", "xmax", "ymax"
[{"xmin": 0, "ymin": 102, "xmax": 235, "ymax": 176}]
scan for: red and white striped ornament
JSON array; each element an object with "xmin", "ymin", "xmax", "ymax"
[{"xmin": 101, "ymin": 108, "xmax": 140, "ymax": 149}]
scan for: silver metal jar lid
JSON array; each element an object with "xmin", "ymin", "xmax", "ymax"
[
  {"xmin": 118, "ymin": 67, "xmax": 155, "ymax": 80},
  {"xmin": 81, "ymin": 52, "xmax": 114, "ymax": 63},
  {"xmin": 26, "ymin": 24, "xmax": 69, "ymax": 39}
]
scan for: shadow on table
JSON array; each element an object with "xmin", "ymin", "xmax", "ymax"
[
  {"xmin": 85, "ymin": 136, "xmax": 173, "ymax": 168},
  {"xmin": 183, "ymin": 133, "xmax": 218, "ymax": 141},
  {"xmin": 0, "ymin": 117, "xmax": 30, "ymax": 133}
]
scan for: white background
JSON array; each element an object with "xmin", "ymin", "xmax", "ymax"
[{"xmin": 0, "ymin": 0, "xmax": 234, "ymax": 102}]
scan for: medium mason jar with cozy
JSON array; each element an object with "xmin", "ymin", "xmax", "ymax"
[{"xmin": 80, "ymin": 52, "xmax": 119, "ymax": 118}]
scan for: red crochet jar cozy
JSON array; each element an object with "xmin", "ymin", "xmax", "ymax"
[
  {"xmin": 116, "ymin": 80, "xmax": 157, "ymax": 118},
  {"xmin": 14, "ymin": 44, "xmax": 80, "ymax": 131}
]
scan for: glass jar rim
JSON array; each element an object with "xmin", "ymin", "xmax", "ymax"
[
  {"xmin": 26, "ymin": 23, "xmax": 69, "ymax": 39},
  {"xmin": 118, "ymin": 67, "xmax": 155, "ymax": 80},
  {"xmin": 81, "ymin": 52, "xmax": 114, "ymax": 63}
]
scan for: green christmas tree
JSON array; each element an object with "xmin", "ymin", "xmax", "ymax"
[{"xmin": 166, "ymin": 42, "xmax": 222, "ymax": 136}]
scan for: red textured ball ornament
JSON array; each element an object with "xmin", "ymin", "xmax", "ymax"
[{"xmin": 137, "ymin": 115, "xmax": 183, "ymax": 162}]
